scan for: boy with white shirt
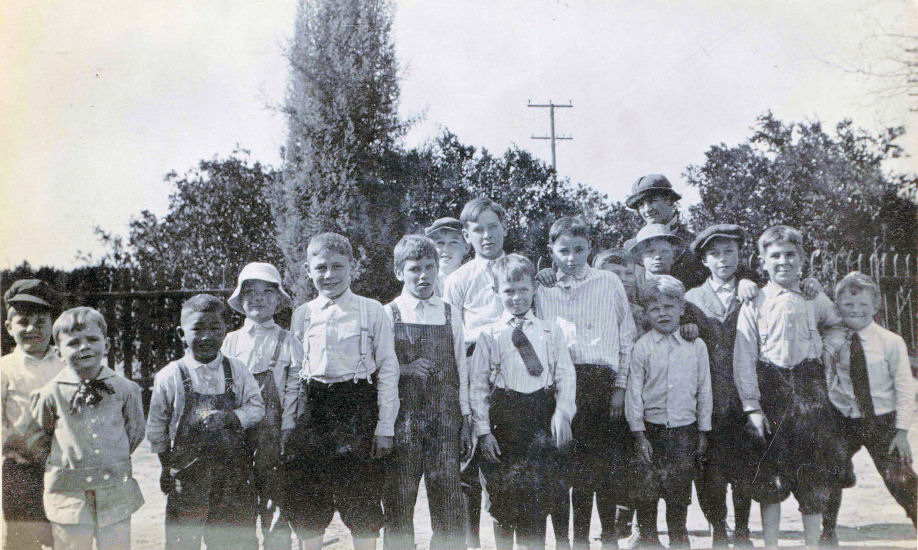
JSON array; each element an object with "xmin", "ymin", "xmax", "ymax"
[
  {"xmin": 1, "ymin": 280, "xmax": 64, "ymax": 549},
  {"xmin": 221, "ymin": 262, "xmax": 303, "ymax": 550},
  {"xmin": 820, "ymin": 272, "xmax": 916, "ymax": 544},
  {"xmin": 382, "ymin": 235, "xmax": 472, "ymax": 550},
  {"xmin": 425, "ymin": 217, "xmax": 470, "ymax": 296},
  {"xmin": 470, "ymin": 254, "xmax": 576, "ymax": 550}
]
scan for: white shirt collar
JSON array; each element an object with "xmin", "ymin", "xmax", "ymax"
[
  {"xmin": 556, "ymin": 265, "xmax": 589, "ymax": 285},
  {"xmin": 243, "ymin": 318, "xmax": 278, "ymax": 332},
  {"xmin": 650, "ymin": 328, "xmax": 684, "ymax": 344},
  {"xmin": 499, "ymin": 309, "xmax": 536, "ymax": 326},
  {"xmin": 763, "ymin": 280, "xmax": 802, "ymax": 297},
  {"xmin": 315, "ymin": 289, "xmax": 355, "ymax": 309},
  {"xmin": 708, "ymin": 277, "xmax": 736, "ymax": 293},
  {"xmin": 183, "ymin": 351, "xmax": 224, "ymax": 370},
  {"xmin": 399, "ymin": 289, "xmax": 441, "ymax": 310},
  {"xmin": 15, "ymin": 346, "xmax": 58, "ymax": 364}
]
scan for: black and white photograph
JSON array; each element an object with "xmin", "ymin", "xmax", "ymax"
[{"xmin": 1, "ymin": 1, "xmax": 917, "ymax": 549}]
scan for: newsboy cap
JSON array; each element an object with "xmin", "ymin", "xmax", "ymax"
[
  {"xmin": 424, "ymin": 217, "xmax": 463, "ymax": 237},
  {"xmin": 625, "ymin": 174, "xmax": 682, "ymax": 210},
  {"xmin": 3, "ymin": 279, "xmax": 60, "ymax": 309},
  {"xmin": 690, "ymin": 224, "xmax": 746, "ymax": 255}
]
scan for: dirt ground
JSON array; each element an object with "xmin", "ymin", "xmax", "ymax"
[{"xmin": 125, "ymin": 415, "xmax": 918, "ymax": 550}]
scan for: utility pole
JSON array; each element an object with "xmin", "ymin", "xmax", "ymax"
[{"xmin": 528, "ymin": 100, "xmax": 573, "ymax": 188}]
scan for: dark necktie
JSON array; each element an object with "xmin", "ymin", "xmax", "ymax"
[
  {"xmin": 511, "ymin": 318, "xmax": 543, "ymax": 376},
  {"xmin": 849, "ymin": 332, "xmax": 875, "ymax": 417},
  {"xmin": 69, "ymin": 378, "xmax": 114, "ymax": 414}
]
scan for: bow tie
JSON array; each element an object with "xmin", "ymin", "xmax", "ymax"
[{"xmin": 69, "ymin": 378, "xmax": 114, "ymax": 414}]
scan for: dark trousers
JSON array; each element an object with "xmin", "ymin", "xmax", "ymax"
[
  {"xmin": 2, "ymin": 460, "xmax": 51, "ymax": 550},
  {"xmin": 824, "ymin": 412, "xmax": 917, "ymax": 530}
]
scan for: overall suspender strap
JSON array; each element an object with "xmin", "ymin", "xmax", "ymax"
[
  {"xmin": 443, "ymin": 302, "xmax": 451, "ymax": 326},
  {"xmin": 222, "ymin": 357, "xmax": 236, "ymax": 402},
  {"xmin": 355, "ymin": 298, "xmax": 371, "ymax": 383},
  {"xmin": 270, "ymin": 328, "xmax": 291, "ymax": 388},
  {"xmin": 390, "ymin": 303, "xmax": 402, "ymax": 324},
  {"xmin": 178, "ymin": 362, "xmax": 194, "ymax": 395}
]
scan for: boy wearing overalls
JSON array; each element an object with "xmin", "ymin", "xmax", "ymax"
[
  {"xmin": 147, "ymin": 294, "xmax": 265, "ymax": 550},
  {"xmin": 382, "ymin": 235, "xmax": 472, "ymax": 549},
  {"xmin": 222, "ymin": 262, "xmax": 303, "ymax": 550}
]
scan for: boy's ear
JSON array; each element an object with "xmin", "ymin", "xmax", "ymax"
[
  {"xmin": 3, "ymin": 318, "xmax": 10, "ymax": 335},
  {"xmin": 394, "ymin": 267, "xmax": 405, "ymax": 282},
  {"xmin": 175, "ymin": 326, "xmax": 186, "ymax": 346},
  {"xmin": 462, "ymin": 227, "xmax": 471, "ymax": 243}
]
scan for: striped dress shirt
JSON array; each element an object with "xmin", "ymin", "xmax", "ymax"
[{"xmin": 535, "ymin": 266, "xmax": 637, "ymax": 388}]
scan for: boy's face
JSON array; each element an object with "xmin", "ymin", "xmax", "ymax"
[
  {"xmin": 5, "ymin": 307, "xmax": 53, "ymax": 357},
  {"xmin": 836, "ymin": 289, "xmax": 878, "ymax": 332},
  {"xmin": 431, "ymin": 230, "xmax": 469, "ymax": 276},
  {"xmin": 638, "ymin": 194, "xmax": 676, "ymax": 225},
  {"xmin": 638, "ymin": 239, "xmax": 675, "ymax": 275},
  {"xmin": 702, "ymin": 238, "xmax": 740, "ymax": 282},
  {"xmin": 56, "ymin": 325, "xmax": 108, "ymax": 377},
  {"xmin": 495, "ymin": 276, "xmax": 535, "ymax": 317},
  {"xmin": 644, "ymin": 295, "xmax": 685, "ymax": 335},
  {"xmin": 463, "ymin": 209, "xmax": 505, "ymax": 261},
  {"xmin": 600, "ymin": 260, "xmax": 638, "ymax": 300},
  {"xmin": 397, "ymin": 257, "xmax": 438, "ymax": 300},
  {"xmin": 306, "ymin": 250, "xmax": 353, "ymax": 299},
  {"xmin": 762, "ymin": 241, "xmax": 802, "ymax": 287},
  {"xmin": 550, "ymin": 235, "xmax": 591, "ymax": 275},
  {"xmin": 240, "ymin": 279, "xmax": 280, "ymax": 324},
  {"xmin": 178, "ymin": 310, "xmax": 226, "ymax": 363}
]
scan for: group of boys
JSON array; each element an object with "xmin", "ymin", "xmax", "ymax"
[{"xmin": 1, "ymin": 172, "xmax": 915, "ymax": 550}]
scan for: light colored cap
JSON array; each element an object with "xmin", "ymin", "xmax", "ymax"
[
  {"xmin": 627, "ymin": 224, "xmax": 683, "ymax": 253},
  {"xmin": 227, "ymin": 262, "xmax": 293, "ymax": 314}
]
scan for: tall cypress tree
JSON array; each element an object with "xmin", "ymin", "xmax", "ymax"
[{"xmin": 274, "ymin": 0, "xmax": 408, "ymax": 301}]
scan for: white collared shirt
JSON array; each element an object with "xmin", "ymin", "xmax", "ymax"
[
  {"xmin": 222, "ymin": 318, "xmax": 304, "ymax": 430},
  {"xmin": 536, "ymin": 266, "xmax": 637, "ymax": 383},
  {"xmin": 1, "ymin": 347, "xmax": 64, "ymax": 453},
  {"xmin": 444, "ymin": 255, "xmax": 506, "ymax": 346},
  {"xmin": 468, "ymin": 310, "xmax": 577, "ymax": 437},
  {"xmin": 290, "ymin": 289, "xmax": 400, "ymax": 437},
  {"xmin": 826, "ymin": 322, "xmax": 914, "ymax": 429},
  {"xmin": 710, "ymin": 278, "xmax": 737, "ymax": 310},
  {"xmin": 384, "ymin": 290, "xmax": 470, "ymax": 416}
]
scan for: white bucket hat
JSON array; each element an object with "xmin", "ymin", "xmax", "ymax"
[{"xmin": 227, "ymin": 262, "xmax": 293, "ymax": 314}]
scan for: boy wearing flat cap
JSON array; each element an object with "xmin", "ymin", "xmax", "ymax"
[
  {"xmin": 685, "ymin": 225, "xmax": 754, "ymax": 548},
  {"xmin": 425, "ymin": 217, "xmax": 470, "ymax": 297},
  {"xmin": 222, "ymin": 262, "xmax": 303, "ymax": 550},
  {"xmin": 1, "ymin": 279, "xmax": 64, "ymax": 550}
]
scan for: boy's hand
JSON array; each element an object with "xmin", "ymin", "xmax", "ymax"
[
  {"xmin": 202, "ymin": 410, "xmax": 241, "ymax": 433},
  {"xmin": 610, "ymin": 387, "xmax": 626, "ymax": 420},
  {"xmin": 696, "ymin": 432, "xmax": 708, "ymax": 462},
  {"xmin": 480, "ymin": 433, "xmax": 502, "ymax": 463},
  {"xmin": 551, "ymin": 412, "xmax": 572, "ymax": 449},
  {"xmin": 402, "ymin": 358, "xmax": 433, "ymax": 381},
  {"xmin": 680, "ymin": 323, "xmax": 699, "ymax": 341},
  {"xmin": 281, "ymin": 428, "xmax": 294, "ymax": 456},
  {"xmin": 372, "ymin": 435, "xmax": 393, "ymax": 459},
  {"xmin": 745, "ymin": 410, "xmax": 770, "ymax": 443},
  {"xmin": 737, "ymin": 279, "xmax": 759, "ymax": 302},
  {"xmin": 535, "ymin": 268, "xmax": 557, "ymax": 288},
  {"xmin": 889, "ymin": 429, "xmax": 912, "ymax": 464},
  {"xmin": 801, "ymin": 277, "xmax": 824, "ymax": 300},
  {"xmin": 633, "ymin": 433, "xmax": 652, "ymax": 464},
  {"xmin": 159, "ymin": 469, "xmax": 174, "ymax": 495},
  {"xmin": 460, "ymin": 417, "xmax": 473, "ymax": 461}
]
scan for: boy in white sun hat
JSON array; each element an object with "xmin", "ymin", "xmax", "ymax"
[{"xmin": 222, "ymin": 262, "xmax": 303, "ymax": 550}]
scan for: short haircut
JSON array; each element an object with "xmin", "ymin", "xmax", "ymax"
[
  {"xmin": 757, "ymin": 225, "xmax": 804, "ymax": 256},
  {"xmin": 460, "ymin": 196, "xmax": 505, "ymax": 226},
  {"xmin": 181, "ymin": 293, "xmax": 225, "ymax": 323},
  {"xmin": 53, "ymin": 307, "xmax": 107, "ymax": 344},
  {"xmin": 393, "ymin": 234, "xmax": 438, "ymax": 272},
  {"xmin": 549, "ymin": 216, "xmax": 591, "ymax": 243},
  {"xmin": 835, "ymin": 271, "xmax": 882, "ymax": 305},
  {"xmin": 306, "ymin": 232, "xmax": 354, "ymax": 262},
  {"xmin": 593, "ymin": 248, "xmax": 634, "ymax": 268},
  {"xmin": 640, "ymin": 275, "xmax": 685, "ymax": 306},
  {"xmin": 489, "ymin": 253, "xmax": 536, "ymax": 288}
]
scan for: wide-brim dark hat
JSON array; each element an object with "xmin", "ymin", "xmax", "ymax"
[
  {"xmin": 690, "ymin": 224, "xmax": 746, "ymax": 255},
  {"xmin": 3, "ymin": 279, "xmax": 60, "ymax": 309},
  {"xmin": 625, "ymin": 174, "xmax": 682, "ymax": 210}
]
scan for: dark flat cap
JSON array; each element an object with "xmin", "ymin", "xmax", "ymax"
[
  {"xmin": 690, "ymin": 224, "xmax": 746, "ymax": 255},
  {"xmin": 4, "ymin": 279, "xmax": 60, "ymax": 309},
  {"xmin": 625, "ymin": 174, "xmax": 682, "ymax": 209},
  {"xmin": 424, "ymin": 217, "xmax": 463, "ymax": 236}
]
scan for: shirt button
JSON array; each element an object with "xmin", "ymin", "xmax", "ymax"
[
  {"xmin": 91, "ymin": 418, "xmax": 96, "ymax": 423},
  {"xmin": 92, "ymin": 434, "xmax": 98, "ymax": 439},
  {"xmin": 103, "ymin": 474, "xmax": 110, "ymax": 480},
  {"xmin": 94, "ymin": 449, "xmax": 100, "ymax": 454},
  {"xmin": 86, "ymin": 476, "xmax": 93, "ymax": 482}
]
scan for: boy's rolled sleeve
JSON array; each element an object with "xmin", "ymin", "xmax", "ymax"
[
  {"xmin": 123, "ymin": 380, "xmax": 146, "ymax": 453},
  {"xmin": 469, "ymin": 332, "xmax": 495, "ymax": 437},
  {"xmin": 615, "ymin": 280, "xmax": 637, "ymax": 389},
  {"xmin": 282, "ymin": 335, "xmax": 304, "ymax": 431},
  {"xmin": 733, "ymin": 301, "xmax": 762, "ymax": 411},
  {"xmin": 696, "ymin": 341, "xmax": 713, "ymax": 432},
  {"xmin": 552, "ymin": 326, "xmax": 577, "ymax": 424},
  {"xmin": 146, "ymin": 371, "xmax": 174, "ymax": 454},
  {"xmin": 234, "ymin": 367, "xmax": 265, "ymax": 429},
  {"xmin": 371, "ymin": 306, "xmax": 400, "ymax": 437},
  {"xmin": 625, "ymin": 339, "xmax": 648, "ymax": 432},
  {"xmin": 890, "ymin": 336, "xmax": 915, "ymax": 430}
]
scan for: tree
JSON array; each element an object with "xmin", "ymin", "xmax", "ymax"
[
  {"xmin": 96, "ymin": 150, "xmax": 282, "ymax": 289},
  {"xmin": 685, "ymin": 112, "xmax": 917, "ymax": 258},
  {"xmin": 274, "ymin": 0, "xmax": 409, "ymax": 301}
]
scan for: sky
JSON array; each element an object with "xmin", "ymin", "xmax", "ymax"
[{"xmin": 2, "ymin": 0, "xmax": 916, "ymax": 269}]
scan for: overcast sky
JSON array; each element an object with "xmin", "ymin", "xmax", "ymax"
[{"xmin": 2, "ymin": 0, "xmax": 916, "ymax": 269}]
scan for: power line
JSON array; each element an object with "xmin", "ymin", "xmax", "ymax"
[{"xmin": 528, "ymin": 100, "xmax": 573, "ymax": 188}]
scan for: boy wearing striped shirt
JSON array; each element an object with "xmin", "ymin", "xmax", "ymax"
[{"xmin": 536, "ymin": 217, "xmax": 637, "ymax": 550}]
